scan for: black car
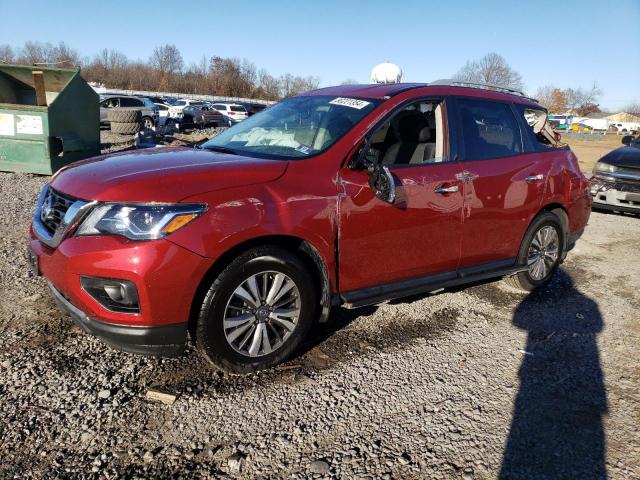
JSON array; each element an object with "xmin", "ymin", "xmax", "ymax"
[
  {"xmin": 590, "ymin": 135, "xmax": 640, "ymax": 214},
  {"xmin": 241, "ymin": 102, "xmax": 268, "ymax": 116}
]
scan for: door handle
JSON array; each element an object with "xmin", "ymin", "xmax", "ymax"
[
  {"xmin": 434, "ymin": 185, "xmax": 459, "ymax": 194},
  {"xmin": 525, "ymin": 174, "xmax": 545, "ymax": 182}
]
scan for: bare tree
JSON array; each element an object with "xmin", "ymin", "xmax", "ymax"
[
  {"xmin": 455, "ymin": 52, "xmax": 524, "ymax": 90},
  {"xmin": 623, "ymin": 103, "xmax": 640, "ymax": 116},
  {"xmin": 49, "ymin": 42, "xmax": 80, "ymax": 67},
  {"xmin": 534, "ymin": 85, "xmax": 556, "ymax": 109},
  {"xmin": 5, "ymin": 40, "xmax": 323, "ymax": 101},
  {"xmin": 341, "ymin": 78, "xmax": 359, "ymax": 85},
  {"xmin": 534, "ymin": 82, "xmax": 603, "ymax": 114},
  {"xmin": 564, "ymin": 82, "xmax": 602, "ymax": 113},
  {"xmin": 149, "ymin": 44, "xmax": 183, "ymax": 75},
  {"xmin": 18, "ymin": 41, "xmax": 51, "ymax": 64},
  {"xmin": 0, "ymin": 44, "xmax": 14, "ymax": 63}
]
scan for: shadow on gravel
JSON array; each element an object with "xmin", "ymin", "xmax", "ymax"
[{"xmin": 500, "ymin": 270, "xmax": 608, "ymax": 480}]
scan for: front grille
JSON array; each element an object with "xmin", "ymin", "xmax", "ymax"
[
  {"xmin": 39, "ymin": 187, "xmax": 76, "ymax": 235},
  {"xmin": 591, "ymin": 177, "xmax": 640, "ymax": 194},
  {"xmin": 617, "ymin": 182, "xmax": 640, "ymax": 194}
]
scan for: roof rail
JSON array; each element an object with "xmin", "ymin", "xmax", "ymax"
[{"xmin": 429, "ymin": 79, "xmax": 534, "ymax": 100}]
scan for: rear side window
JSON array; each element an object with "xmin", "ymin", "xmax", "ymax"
[
  {"xmin": 458, "ymin": 99, "xmax": 522, "ymax": 160},
  {"xmin": 120, "ymin": 97, "xmax": 143, "ymax": 107}
]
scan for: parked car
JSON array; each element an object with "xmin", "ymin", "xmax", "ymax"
[
  {"xmin": 242, "ymin": 102, "xmax": 268, "ymax": 116},
  {"xmin": 29, "ymin": 82, "xmax": 591, "ymax": 373},
  {"xmin": 100, "ymin": 95, "xmax": 159, "ymax": 129},
  {"xmin": 590, "ymin": 135, "xmax": 640, "ymax": 214},
  {"xmin": 168, "ymin": 99, "xmax": 204, "ymax": 119},
  {"xmin": 180, "ymin": 104, "xmax": 224, "ymax": 129},
  {"xmin": 154, "ymin": 102, "xmax": 171, "ymax": 127},
  {"xmin": 211, "ymin": 103, "xmax": 248, "ymax": 125}
]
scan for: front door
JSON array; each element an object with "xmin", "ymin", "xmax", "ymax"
[{"xmin": 338, "ymin": 98, "xmax": 464, "ymax": 293}]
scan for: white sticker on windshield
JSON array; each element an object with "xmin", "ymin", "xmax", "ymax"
[{"xmin": 329, "ymin": 97, "xmax": 371, "ymax": 110}]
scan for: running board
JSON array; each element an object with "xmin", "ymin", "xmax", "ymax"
[{"xmin": 340, "ymin": 259, "xmax": 527, "ymax": 309}]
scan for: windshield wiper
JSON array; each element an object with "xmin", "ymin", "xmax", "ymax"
[{"xmin": 201, "ymin": 145, "xmax": 237, "ymax": 155}]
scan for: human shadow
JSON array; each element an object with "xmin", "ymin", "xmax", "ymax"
[{"xmin": 500, "ymin": 270, "xmax": 608, "ymax": 479}]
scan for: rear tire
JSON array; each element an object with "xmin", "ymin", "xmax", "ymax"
[
  {"xmin": 195, "ymin": 247, "xmax": 317, "ymax": 374},
  {"xmin": 505, "ymin": 212, "xmax": 564, "ymax": 292},
  {"xmin": 106, "ymin": 108, "xmax": 141, "ymax": 123}
]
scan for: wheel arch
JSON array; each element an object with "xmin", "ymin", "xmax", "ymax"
[{"xmin": 188, "ymin": 234, "xmax": 332, "ymax": 338}]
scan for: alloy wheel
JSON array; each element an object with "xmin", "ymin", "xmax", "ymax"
[
  {"xmin": 223, "ymin": 271, "xmax": 301, "ymax": 357},
  {"xmin": 527, "ymin": 225, "xmax": 560, "ymax": 281}
]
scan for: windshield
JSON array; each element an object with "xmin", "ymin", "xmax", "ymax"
[{"xmin": 202, "ymin": 95, "xmax": 380, "ymax": 159}]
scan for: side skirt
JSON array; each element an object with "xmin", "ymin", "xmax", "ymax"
[{"xmin": 339, "ymin": 258, "xmax": 526, "ymax": 308}]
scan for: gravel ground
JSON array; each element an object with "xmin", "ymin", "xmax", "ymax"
[{"xmin": 0, "ymin": 170, "xmax": 639, "ymax": 479}]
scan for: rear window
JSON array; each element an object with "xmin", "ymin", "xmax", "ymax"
[
  {"xmin": 230, "ymin": 105, "xmax": 246, "ymax": 112},
  {"xmin": 174, "ymin": 100, "xmax": 186, "ymax": 106},
  {"xmin": 458, "ymin": 98, "xmax": 522, "ymax": 160}
]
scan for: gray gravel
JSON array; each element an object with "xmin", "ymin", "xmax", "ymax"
[{"xmin": 0, "ymin": 171, "xmax": 639, "ymax": 479}]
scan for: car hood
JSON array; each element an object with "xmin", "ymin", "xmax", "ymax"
[
  {"xmin": 599, "ymin": 145, "xmax": 640, "ymax": 169},
  {"xmin": 51, "ymin": 147, "xmax": 288, "ymax": 202}
]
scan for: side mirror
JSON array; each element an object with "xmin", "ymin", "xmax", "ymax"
[
  {"xmin": 368, "ymin": 164, "xmax": 396, "ymax": 204},
  {"xmin": 622, "ymin": 135, "xmax": 634, "ymax": 146}
]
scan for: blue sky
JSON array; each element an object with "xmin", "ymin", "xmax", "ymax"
[{"xmin": 1, "ymin": 0, "xmax": 638, "ymax": 110}]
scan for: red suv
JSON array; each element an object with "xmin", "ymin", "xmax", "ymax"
[{"xmin": 28, "ymin": 82, "xmax": 591, "ymax": 373}]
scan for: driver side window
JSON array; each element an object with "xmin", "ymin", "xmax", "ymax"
[{"xmin": 367, "ymin": 100, "xmax": 447, "ymax": 167}]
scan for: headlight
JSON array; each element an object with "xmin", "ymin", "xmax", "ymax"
[
  {"xmin": 594, "ymin": 162, "xmax": 617, "ymax": 174},
  {"xmin": 76, "ymin": 203, "xmax": 206, "ymax": 240}
]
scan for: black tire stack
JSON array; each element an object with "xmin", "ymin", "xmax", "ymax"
[{"xmin": 107, "ymin": 108, "xmax": 142, "ymax": 135}]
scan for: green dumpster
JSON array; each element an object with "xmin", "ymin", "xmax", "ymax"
[{"xmin": 0, "ymin": 64, "xmax": 100, "ymax": 174}]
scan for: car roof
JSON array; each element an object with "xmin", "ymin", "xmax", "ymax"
[{"xmin": 304, "ymin": 82, "xmax": 540, "ymax": 107}]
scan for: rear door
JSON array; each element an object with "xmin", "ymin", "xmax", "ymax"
[{"xmin": 453, "ymin": 97, "xmax": 551, "ymax": 267}]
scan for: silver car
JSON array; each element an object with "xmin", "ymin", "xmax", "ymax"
[{"xmin": 99, "ymin": 95, "xmax": 159, "ymax": 129}]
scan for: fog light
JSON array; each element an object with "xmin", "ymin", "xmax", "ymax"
[{"xmin": 80, "ymin": 276, "xmax": 140, "ymax": 313}]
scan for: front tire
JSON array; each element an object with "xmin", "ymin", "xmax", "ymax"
[
  {"xmin": 195, "ymin": 247, "xmax": 317, "ymax": 374},
  {"xmin": 505, "ymin": 212, "xmax": 564, "ymax": 292}
]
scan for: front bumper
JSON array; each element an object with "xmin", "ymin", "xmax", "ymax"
[
  {"xmin": 29, "ymin": 226, "xmax": 214, "ymax": 355},
  {"xmin": 48, "ymin": 281, "xmax": 187, "ymax": 356},
  {"xmin": 591, "ymin": 176, "xmax": 640, "ymax": 212}
]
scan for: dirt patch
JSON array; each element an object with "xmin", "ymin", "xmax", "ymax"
[{"xmin": 562, "ymin": 134, "xmax": 624, "ymax": 171}]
